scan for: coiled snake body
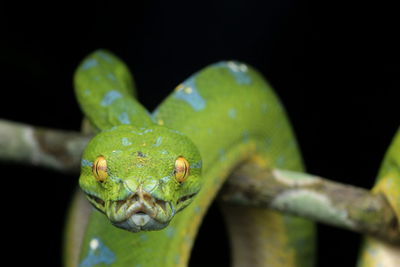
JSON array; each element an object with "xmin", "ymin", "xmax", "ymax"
[{"xmin": 65, "ymin": 50, "xmax": 400, "ymax": 267}]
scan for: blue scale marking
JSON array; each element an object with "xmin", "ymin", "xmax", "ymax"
[
  {"xmin": 230, "ymin": 69, "xmax": 251, "ymax": 84},
  {"xmin": 228, "ymin": 108, "xmax": 237, "ymax": 119},
  {"xmin": 118, "ymin": 112, "xmax": 131, "ymax": 124},
  {"xmin": 153, "ymin": 136, "xmax": 162, "ymax": 147},
  {"xmin": 160, "ymin": 176, "xmax": 170, "ymax": 184},
  {"xmin": 194, "ymin": 206, "xmax": 201, "ymax": 213},
  {"xmin": 101, "ymin": 91, "xmax": 122, "ymax": 106},
  {"xmin": 81, "ymin": 59, "xmax": 98, "ymax": 70},
  {"xmin": 212, "ymin": 61, "xmax": 252, "ymax": 84},
  {"xmin": 242, "ymin": 130, "xmax": 250, "ymax": 143},
  {"xmin": 277, "ymin": 155, "xmax": 285, "ymax": 167},
  {"xmin": 97, "ymin": 51, "xmax": 114, "ymax": 63},
  {"xmin": 131, "ymin": 130, "xmax": 144, "ymax": 135},
  {"xmin": 166, "ymin": 227, "xmax": 175, "ymax": 238},
  {"xmin": 169, "ymin": 129, "xmax": 184, "ymax": 135},
  {"xmin": 107, "ymin": 73, "xmax": 117, "ymax": 81},
  {"xmin": 81, "ymin": 159, "xmax": 93, "ymax": 167},
  {"xmin": 121, "ymin": 137, "xmax": 132, "ymax": 146},
  {"xmin": 79, "ymin": 238, "xmax": 116, "ymax": 267},
  {"xmin": 174, "ymin": 76, "xmax": 206, "ymax": 111},
  {"xmin": 110, "ymin": 176, "xmax": 123, "ymax": 183},
  {"xmin": 104, "ymin": 126, "xmax": 119, "ymax": 132},
  {"xmin": 150, "ymin": 109, "xmax": 160, "ymax": 122},
  {"xmin": 142, "ymin": 129, "xmax": 153, "ymax": 134},
  {"xmin": 174, "ymin": 255, "xmax": 181, "ymax": 265},
  {"xmin": 219, "ymin": 149, "xmax": 226, "ymax": 161},
  {"xmin": 191, "ymin": 160, "xmax": 202, "ymax": 169}
]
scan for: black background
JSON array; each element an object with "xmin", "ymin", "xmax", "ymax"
[{"xmin": 1, "ymin": 1, "xmax": 399, "ymax": 266}]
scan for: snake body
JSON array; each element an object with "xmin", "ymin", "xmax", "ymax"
[
  {"xmin": 66, "ymin": 50, "xmax": 315, "ymax": 267},
  {"xmin": 65, "ymin": 50, "xmax": 400, "ymax": 266}
]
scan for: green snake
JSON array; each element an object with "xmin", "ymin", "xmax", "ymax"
[{"xmin": 64, "ymin": 50, "xmax": 400, "ymax": 266}]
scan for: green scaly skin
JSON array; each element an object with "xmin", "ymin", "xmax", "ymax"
[{"xmin": 67, "ymin": 50, "xmax": 317, "ymax": 266}]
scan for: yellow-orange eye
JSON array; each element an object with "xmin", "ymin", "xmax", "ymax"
[
  {"xmin": 174, "ymin": 156, "xmax": 190, "ymax": 183},
  {"xmin": 92, "ymin": 155, "xmax": 108, "ymax": 182}
]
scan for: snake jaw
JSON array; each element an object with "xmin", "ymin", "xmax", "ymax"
[
  {"xmin": 84, "ymin": 187, "xmax": 197, "ymax": 232},
  {"xmin": 105, "ymin": 189, "xmax": 174, "ymax": 232}
]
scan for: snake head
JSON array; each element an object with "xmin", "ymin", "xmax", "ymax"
[{"xmin": 79, "ymin": 125, "xmax": 202, "ymax": 232}]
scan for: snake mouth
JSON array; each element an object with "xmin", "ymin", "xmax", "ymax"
[
  {"xmin": 112, "ymin": 196, "xmax": 169, "ymax": 221},
  {"xmin": 85, "ymin": 190, "xmax": 198, "ymax": 232},
  {"xmin": 86, "ymin": 193, "xmax": 106, "ymax": 211},
  {"xmin": 104, "ymin": 189, "xmax": 175, "ymax": 232}
]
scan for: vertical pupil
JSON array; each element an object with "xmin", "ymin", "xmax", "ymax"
[
  {"xmin": 175, "ymin": 157, "xmax": 189, "ymax": 182},
  {"xmin": 93, "ymin": 156, "xmax": 107, "ymax": 181}
]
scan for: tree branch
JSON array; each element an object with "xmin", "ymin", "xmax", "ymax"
[
  {"xmin": 0, "ymin": 118, "xmax": 399, "ymax": 244},
  {"xmin": 221, "ymin": 162, "xmax": 400, "ymax": 244},
  {"xmin": 0, "ymin": 119, "xmax": 90, "ymax": 173}
]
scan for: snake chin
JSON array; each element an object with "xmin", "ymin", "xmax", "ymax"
[{"xmin": 112, "ymin": 213, "xmax": 170, "ymax": 232}]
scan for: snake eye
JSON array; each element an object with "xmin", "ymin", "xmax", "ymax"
[
  {"xmin": 92, "ymin": 155, "xmax": 108, "ymax": 182},
  {"xmin": 174, "ymin": 156, "xmax": 190, "ymax": 183}
]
